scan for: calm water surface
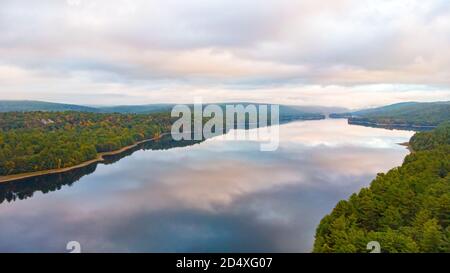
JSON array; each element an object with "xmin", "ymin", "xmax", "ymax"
[{"xmin": 0, "ymin": 119, "xmax": 414, "ymax": 252}]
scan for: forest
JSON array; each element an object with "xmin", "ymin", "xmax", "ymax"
[
  {"xmin": 314, "ymin": 122, "xmax": 450, "ymax": 252},
  {"xmin": 348, "ymin": 101, "xmax": 450, "ymax": 127},
  {"xmin": 0, "ymin": 111, "xmax": 173, "ymax": 176}
]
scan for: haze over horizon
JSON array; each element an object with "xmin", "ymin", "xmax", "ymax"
[{"xmin": 1, "ymin": 0, "xmax": 449, "ymax": 108}]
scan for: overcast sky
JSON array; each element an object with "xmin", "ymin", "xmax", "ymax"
[{"xmin": 0, "ymin": 0, "xmax": 449, "ymax": 108}]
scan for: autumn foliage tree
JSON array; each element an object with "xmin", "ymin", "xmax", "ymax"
[{"xmin": 0, "ymin": 111, "xmax": 173, "ymax": 176}]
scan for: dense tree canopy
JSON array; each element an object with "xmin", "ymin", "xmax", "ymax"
[
  {"xmin": 0, "ymin": 111, "xmax": 172, "ymax": 176},
  {"xmin": 410, "ymin": 122, "xmax": 450, "ymax": 151},
  {"xmin": 314, "ymin": 123, "xmax": 450, "ymax": 253}
]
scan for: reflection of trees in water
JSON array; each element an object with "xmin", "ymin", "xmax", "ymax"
[
  {"xmin": 0, "ymin": 164, "xmax": 99, "ymax": 205},
  {"xmin": 0, "ymin": 120, "xmax": 290, "ymax": 205},
  {"xmin": 102, "ymin": 134, "xmax": 203, "ymax": 164},
  {"xmin": 0, "ymin": 136, "xmax": 203, "ymax": 205}
]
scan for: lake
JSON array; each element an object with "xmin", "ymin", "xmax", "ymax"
[{"xmin": 0, "ymin": 119, "xmax": 414, "ymax": 252}]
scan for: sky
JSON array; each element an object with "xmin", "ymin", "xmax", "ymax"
[{"xmin": 0, "ymin": 0, "xmax": 449, "ymax": 109}]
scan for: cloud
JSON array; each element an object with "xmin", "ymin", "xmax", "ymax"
[{"xmin": 0, "ymin": 0, "xmax": 449, "ymax": 106}]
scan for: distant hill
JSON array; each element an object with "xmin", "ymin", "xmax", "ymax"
[
  {"xmin": 98, "ymin": 104, "xmax": 174, "ymax": 114},
  {"xmin": 98, "ymin": 102, "xmax": 339, "ymax": 115},
  {"xmin": 0, "ymin": 100, "xmax": 99, "ymax": 113},
  {"xmin": 330, "ymin": 101, "xmax": 450, "ymax": 128},
  {"xmin": 284, "ymin": 105, "xmax": 348, "ymax": 115},
  {"xmin": 193, "ymin": 103, "xmax": 329, "ymax": 121},
  {"xmin": 0, "ymin": 100, "xmax": 329, "ymax": 121}
]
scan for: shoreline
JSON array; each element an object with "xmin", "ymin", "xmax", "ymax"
[
  {"xmin": 398, "ymin": 141, "xmax": 414, "ymax": 152},
  {"xmin": 0, "ymin": 133, "xmax": 168, "ymax": 184},
  {"xmin": 348, "ymin": 119, "xmax": 436, "ymax": 129}
]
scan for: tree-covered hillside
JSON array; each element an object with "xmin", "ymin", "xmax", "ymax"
[
  {"xmin": 314, "ymin": 122, "xmax": 450, "ymax": 253},
  {"xmin": 0, "ymin": 112, "xmax": 172, "ymax": 176},
  {"xmin": 331, "ymin": 101, "xmax": 450, "ymax": 127}
]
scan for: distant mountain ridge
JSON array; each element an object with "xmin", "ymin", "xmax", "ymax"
[
  {"xmin": 98, "ymin": 102, "xmax": 347, "ymax": 115},
  {"xmin": 98, "ymin": 104, "xmax": 174, "ymax": 114},
  {"xmin": 0, "ymin": 100, "xmax": 346, "ymax": 112},
  {"xmin": 0, "ymin": 100, "xmax": 99, "ymax": 113},
  {"xmin": 0, "ymin": 100, "xmax": 350, "ymax": 121}
]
